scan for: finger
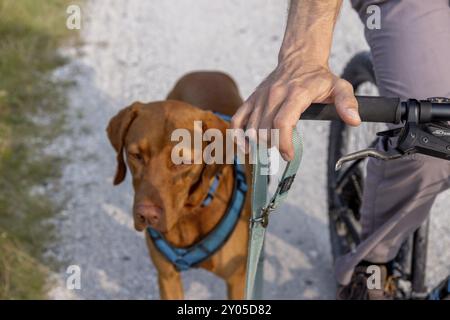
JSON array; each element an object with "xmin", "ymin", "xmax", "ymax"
[
  {"xmin": 245, "ymin": 91, "xmax": 268, "ymax": 144},
  {"xmin": 258, "ymin": 86, "xmax": 287, "ymax": 147},
  {"xmin": 230, "ymin": 100, "xmax": 254, "ymax": 155},
  {"xmin": 333, "ymin": 79, "xmax": 361, "ymax": 126},
  {"xmin": 231, "ymin": 100, "xmax": 253, "ymax": 130},
  {"xmin": 273, "ymin": 88, "xmax": 312, "ymax": 161}
]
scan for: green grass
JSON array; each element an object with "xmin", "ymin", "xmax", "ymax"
[{"xmin": 0, "ymin": 0, "xmax": 79, "ymax": 299}]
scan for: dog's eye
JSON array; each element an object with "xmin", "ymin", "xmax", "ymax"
[
  {"xmin": 129, "ymin": 153, "xmax": 143, "ymax": 162},
  {"xmin": 174, "ymin": 162, "xmax": 191, "ymax": 169}
]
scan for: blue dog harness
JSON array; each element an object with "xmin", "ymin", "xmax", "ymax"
[{"xmin": 147, "ymin": 112, "xmax": 247, "ymax": 271}]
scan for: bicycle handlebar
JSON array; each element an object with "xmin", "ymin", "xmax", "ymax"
[{"xmin": 300, "ymin": 96, "xmax": 450, "ymax": 124}]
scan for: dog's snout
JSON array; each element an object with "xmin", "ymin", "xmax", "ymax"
[{"xmin": 135, "ymin": 203, "xmax": 163, "ymax": 226}]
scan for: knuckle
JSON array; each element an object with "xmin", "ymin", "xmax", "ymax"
[
  {"xmin": 230, "ymin": 116, "xmax": 240, "ymax": 128},
  {"xmin": 246, "ymin": 115, "xmax": 258, "ymax": 130},
  {"xmin": 302, "ymin": 86, "xmax": 311, "ymax": 96},
  {"xmin": 231, "ymin": 108, "xmax": 244, "ymax": 123},
  {"xmin": 338, "ymin": 79, "xmax": 354, "ymax": 92},
  {"xmin": 278, "ymin": 143, "xmax": 290, "ymax": 155},
  {"xmin": 296, "ymin": 85, "xmax": 310, "ymax": 95},
  {"xmin": 300, "ymin": 89, "xmax": 312, "ymax": 101},
  {"xmin": 288, "ymin": 83, "xmax": 306, "ymax": 96},
  {"xmin": 246, "ymin": 93, "xmax": 258, "ymax": 105},
  {"xmin": 273, "ymin": 116, "xmax": 287, "ymax": 129},
  {"xmin": 268, "ymin": 85, "xmax": 283, "ymax": 99},
  {"xmin": 290, "ymin": 85, "xmax": 311, "ymax": 100},
  {"xmin": 258, "ymin": 117, "xmax": 271, "ymax": 130}
]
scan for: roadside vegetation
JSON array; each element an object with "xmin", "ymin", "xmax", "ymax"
[{"xmin": 0, "ymin": 0, "xmax": 78, "ymax": 299}]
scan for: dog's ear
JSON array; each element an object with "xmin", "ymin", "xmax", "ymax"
[
  {"xmin": 106, "ymin": 103, "xmax": 140, "ymax": 185},
  {"xmin": 185, "ymin": 112, "xmax": 229, "ymax": 207}
]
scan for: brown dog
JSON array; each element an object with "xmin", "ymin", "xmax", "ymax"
[{"xmin": 107, "ymin": 72, "xmax": 250, "ymax": 299}]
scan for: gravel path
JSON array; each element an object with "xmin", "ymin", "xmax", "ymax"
[{"xmin": 48, "ymin": 0, "xmax": 450, "ymax": 299}]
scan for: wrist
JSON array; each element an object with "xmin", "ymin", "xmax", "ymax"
[
  {"xmin": 278, "ymin": 1, "xmax": 339, "ymax": 67},
  {"xmin": 278, "ymin": 44, "xmax": 330, "ymax": 68}
]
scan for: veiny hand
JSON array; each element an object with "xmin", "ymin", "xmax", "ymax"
[{"xmin": 231, "ymin": 57, "xmax": 361, "ymax": 161}]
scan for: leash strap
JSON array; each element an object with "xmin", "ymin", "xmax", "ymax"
[{"xmin": 245, "ymin": 127, "xmax": 303, "ymax": 300}]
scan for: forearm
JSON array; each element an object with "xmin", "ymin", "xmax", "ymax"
[
  {"xmin": 232, "ymin": 0, "xmax": 359, "ymax": 160},
  {"xmin": 279, "ymin": 0, "xmax": 343, "ymax": 66}
]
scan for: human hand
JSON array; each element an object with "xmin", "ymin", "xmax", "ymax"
[{"xmin": 231, "ymin": 56, "xmax": 360, "ymax": 161}]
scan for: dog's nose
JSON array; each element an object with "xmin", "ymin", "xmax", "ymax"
[{"xmin": 135, "ymin": 203, "xmax": 163, "ymax": 227}]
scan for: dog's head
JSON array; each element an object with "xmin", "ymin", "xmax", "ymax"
[{"xmin": 106, "ymin": 101, "xmax": 228, "ymax": 233}]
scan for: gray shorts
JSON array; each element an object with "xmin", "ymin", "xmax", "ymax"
[{"xmin": 335, "ymin": 0, "xmax": 450, "ymax": 285}]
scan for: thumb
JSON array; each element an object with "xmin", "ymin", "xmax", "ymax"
[{"xmin": 333, "ymin": 79, "xmax": 361, "ymax": 126}]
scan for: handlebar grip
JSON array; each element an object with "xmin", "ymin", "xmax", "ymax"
[{"xmin": 301, "ymin": 96, "xmax": 402, "ymax": 124}]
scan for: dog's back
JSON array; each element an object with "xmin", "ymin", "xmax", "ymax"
[{"xmin": 167, "ymin": 71, "xmax": 243, "ymax": 115}]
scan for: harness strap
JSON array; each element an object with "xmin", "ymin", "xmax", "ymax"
[
  {"xmin": 201, "ymin": 173, "xmax": 221, "ymax": 207},
  {"xmin": 245, "ymin": 127, "xmax": 303, "ymax": 300}
]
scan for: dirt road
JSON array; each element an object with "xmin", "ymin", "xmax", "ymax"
[{"xmin": 48, "ymin": 0, "xmax": 450, "ymax": 299}]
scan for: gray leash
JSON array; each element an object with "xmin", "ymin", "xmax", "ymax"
[{"xmin": 245, "ymin": 128, "xmax": 303, "ymax": 299}]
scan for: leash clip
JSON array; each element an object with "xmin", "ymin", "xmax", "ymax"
[
  {"xmin": 260, "ymin": 204, "xmax": 275, "ymax": 228},
  {"xmin": 249, "ymin": 206, "xmax": 272, "ymax": 228}
]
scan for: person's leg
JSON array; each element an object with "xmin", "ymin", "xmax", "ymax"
[{"xmin": 336, "ymin": 0, "xmax": 450, "ymax": 286}]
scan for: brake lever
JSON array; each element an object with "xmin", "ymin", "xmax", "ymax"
[
  {"xmin": 335, "ymin": 148, "xmax": 404, "ymax": 171},
  {"xmin": 335, "ymin": 121, "xmax": 450, "ymax": 171}
]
